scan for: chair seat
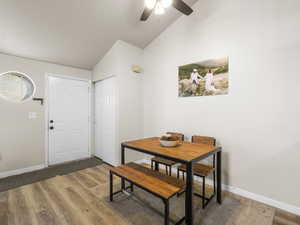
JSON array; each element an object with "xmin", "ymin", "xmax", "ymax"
[
  {"xmin": 178, "ymin": 163, "xmax": 214, "ymax": 177},
  {"xmin": 151, "ymin": 157, "xmax": 177, "ymax": 166}
]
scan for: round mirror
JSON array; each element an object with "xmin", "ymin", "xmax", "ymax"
[{"xmin": 0, "ymin": 71, "xmax": 36, "ymax": 103}]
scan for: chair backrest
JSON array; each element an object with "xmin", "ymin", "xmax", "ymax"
[
  {"xmin": 191, "ymin": 136, "xmax": 216, "ymax": 146},
  {"xmin": 192, "ymin": 135, "xmax": 216, "ymax": 167},
  {"xmin": 166, "ymin": 132, "xmax": 184, "ymax": 141}
]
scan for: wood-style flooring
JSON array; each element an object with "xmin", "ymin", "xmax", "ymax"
[{"xmin": 0, "ymin": 163, "xmax": 299, "ymax": 225}]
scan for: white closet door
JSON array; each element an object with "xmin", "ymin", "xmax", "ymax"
[
  {"xmin": 48, "ymin": 76, "xmax": 90, "ymax": 165},
  {"xmin": 95, "ymin": 77, "xmax": 117, "ymax": 165}
]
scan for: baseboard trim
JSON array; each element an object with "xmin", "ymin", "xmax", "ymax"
[
  {"xmin": 0, "ymin": 164, "xmax": 46, "ymax": 179},
  {"xmin": 134, "ymin": 158, "xmax": 149, "ymax": 164},
  {"xmin": 102, "ymin": 161, "xmax": 115, "ymax": 167},
  {"xmin": 224, "ymin": 184, "xmax": 300, "ymax": 216},
  {"xmin": 139, "ymin": 159, "xmax": 300, "ymax": 216}
]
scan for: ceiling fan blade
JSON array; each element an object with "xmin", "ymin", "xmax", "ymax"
[
  {"xmin": 140, "ymin": 8, "xmax": 153, "ymax": 21},
  {"xmin": 172, "ymin": 0, "xmax": 193, "ymax": 15}
]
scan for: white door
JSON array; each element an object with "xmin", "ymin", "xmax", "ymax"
[
  {"xmin": 48, "ymin": 76, "xmax": 90, "ymax": 165},
  {"xmin": 95, "ymin": 77, "xmax": 117, "ymax": 166}
]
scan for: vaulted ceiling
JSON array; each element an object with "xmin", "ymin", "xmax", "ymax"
[{"xmin": 0, "ymin": 0, "xmax": 197, "ymax": 69}]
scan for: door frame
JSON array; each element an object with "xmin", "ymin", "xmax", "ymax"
[
  {"xmin": 44, "ymin": 73, "xmax": 92, "ymax": 167},
  {"xmin": 93, "ymin": 75, "xmax": 119, "ymax": 165}
]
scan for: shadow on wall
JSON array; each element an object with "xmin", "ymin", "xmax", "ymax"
[
  {"xmin": 215, "ymin": 139, "xmax": 230, "ymax": 187},
  {"xmin": 221, "ymin": 151, "xmax": 230, "ymax": 187}
]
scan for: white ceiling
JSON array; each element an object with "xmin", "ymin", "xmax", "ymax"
[{"xmin": 0, "ymin": 0, "xmax": 197, "ymax": 70}]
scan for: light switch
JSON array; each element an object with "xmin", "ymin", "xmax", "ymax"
[{"xmin": 29, "ymin": 112, "xmax": 37, "ymax": 119}]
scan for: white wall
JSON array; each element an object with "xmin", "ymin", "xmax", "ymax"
[
  {"xmin": 0, "ymin": 53, "xmax": 91, "ymax": 173},
  {"xmin": 142, "ymin": 0, "xmax": 300, "ymax": 208},
  {"xmin": 2, "ymin": 0, "xmax": 297, "ymax": 212},
  {"xmin": 93, "ymin": 40, "xmax": 144, "ymax": 165}
]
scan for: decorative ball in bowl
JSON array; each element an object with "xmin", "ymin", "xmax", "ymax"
[{"xmin": 160, "ymin": 135, "xmax": 180, "ymax": 147}]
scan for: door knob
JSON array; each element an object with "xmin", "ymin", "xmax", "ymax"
[
  {"xmin": 50, "ymin": 126, "xmax": 54, "ymax": 130},
  {"xmin": 50, "ymin": 120, "xmax": 54, "ymax": 123}
]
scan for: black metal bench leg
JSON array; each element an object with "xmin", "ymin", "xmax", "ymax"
[
  {"xmin": 202, "ymin": 177, "xmax": 205, "ymax": 209},
  {"xmin": 169, "ymin": 166, "xmax": 172, "ymax": 176},
  {"xmin": 163, "ymin": 199, "xmax": 169, "ymax": 225},
  {"xmin": 177, "ymin": 168, "xmax": 179, "ymax": 179},
  {"xmin": 130, "ymin": 182, "xmax": 134, "ymax": 192},
  {"xmin": 155, "ymin": 161, "xmax": 159, "ymax": 171},
  {"xmin": 165, "ymin": 165, "xmax": 168, "ymax": 175},
  {"xmin": 110, "ymin": 171, "xmax": 113, "ymax": 201},
  {"xmin": 151, "ymin": 160, "xmax": 154, "ymax": 170}
]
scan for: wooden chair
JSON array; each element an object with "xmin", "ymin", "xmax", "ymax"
[
  {"xmin": 151, "ymin": 132, "xmax": 184, "ymax": 176},
  {"xmin": 177, "ymin": 135, "xmax": 216, "ymax": 209}
]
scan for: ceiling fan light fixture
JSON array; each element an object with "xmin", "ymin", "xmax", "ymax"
[
  {"xmin": 154, "ymin": 2, "xmax": 165, "ymax": 15},
  {"xmin": 140, "ymin": 0, "xmax": 193, "ymax": 21},
  {"xmin": 145, "ymin": 0, "xmax": 157, "ymax": 9},
  {"xmin": 161, "ymin": 0, "xmax": 173, "ymax": 8}
]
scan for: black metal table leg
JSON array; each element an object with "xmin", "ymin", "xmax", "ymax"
[
  {"xmin": 110, "ymin": 171, "xmax": 113, "ymax": 201},
  {"xmin": 121, "ymin": 145, "xmax": 125, "ymax": 190},
  {"xmin": 216, "ymin": 150, "xmax": 222, "ymax": 204},
  {"xmin": 155, "ymin": 161, "xmax": 159, "ymax": 171},
  {"xmin": 163, "ymin": 199, "xmax": 169, "ymax": 225},
  {"xmin": 185, "ymin": 162, "xmax": 194, "ymax": 225}
]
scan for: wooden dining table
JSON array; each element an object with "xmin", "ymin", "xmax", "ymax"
[{"xmin": 121, "ymin": 137, "xmax": 222, "ymax": 225}]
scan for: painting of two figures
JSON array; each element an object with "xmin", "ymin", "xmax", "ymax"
[{"xmin": 178, "ymin": 57, "xmax": 229, "ymax": 97}]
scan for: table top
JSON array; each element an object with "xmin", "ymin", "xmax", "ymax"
[{"xmin": 122, "ymin": 137, "xmax": 221, "ymax": 163}]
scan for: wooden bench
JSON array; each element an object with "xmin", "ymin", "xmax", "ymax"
[{"xmin": 109, "ymin": 162, "xmax": 186, "ymax": 225}]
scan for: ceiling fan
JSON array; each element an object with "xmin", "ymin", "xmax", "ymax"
[{"xmin": 140, "ymin": 0, "xmax": 193, "ymax": 21}]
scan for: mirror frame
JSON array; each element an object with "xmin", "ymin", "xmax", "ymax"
[{"xmin": 0, "ymin": 71, "xmax": 36, "ymax": 103}]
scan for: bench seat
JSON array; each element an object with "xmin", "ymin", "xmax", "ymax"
[
  {"xmin": 109, "ymin": 162, "xmax": 186, "ymax": 225},
  {"xmin": 110, "ymin": 162, "xmax": 185, "ymax": 199}
]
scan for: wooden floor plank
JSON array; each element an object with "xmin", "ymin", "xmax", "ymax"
[
  {"xmin": 273, "ymin": 216, "xmax": 300, "ymax": 225},
  {"xmin": 39, "ymin": 179, "xmax": 86, "ymax": 225},
  {"xmin": 63, "ymin": 187, "xmax": 107, "ymax": 225},
  {"xmin": 61, "ymin": 174, "xmax": 100, "ymax": 202},
  {"xmin": 83, "ymin": 168, "xmax": 107, "ymax": 184},
  {"xmin": 8, "ymin": 188, "xmax": 36, "ymax": 225},
  {"xmin": 228, "ymin": 200, "xmax": 274, "ymax": 225},
  {"xmin": 95, "ymin": 165, "xmax": 110, "ymax": 175},
  {"xmin": 61, "ymin": 174, "xmax": 129, "ymax": 225},
  {"xmin": 23, "ymin": 183, "xmax": 64, "ymax": 225},
  {"xmin": 49, "ymin": 174, "xmax": 126, "ymax": 225},
  {"xmin": 88, "ymin": 199, "xmax": 131, "ymax": 225},
  {"xmin": 90, "ymin": 166, "xmax": 119, "ymax": 183},
  {"xmin": 72, "ymin": 171, "xmax": 98, "ymax": 188},
  {"xmin": 273, "ymin": 209, "xmax": 300, "ymax": 225},
  {"xmin": 7, "ymin": 191, "xmax": 16, "ymax": 225},
  {"xmin": 0, "ymin": 192, "xmax": 8, "ymax": 225}
]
